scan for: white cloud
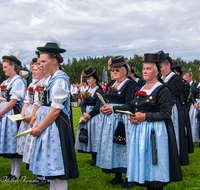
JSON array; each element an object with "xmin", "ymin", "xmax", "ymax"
[
  {"xmin": 30, "ymin": 16, "xmax": 44, "ymax": 25},
  {"xmin": 0, "ymin": 0, "xmax": 199, "ymax": 65}
]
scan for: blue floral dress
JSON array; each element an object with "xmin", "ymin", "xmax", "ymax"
[
  {"xmin": 126, "ymin": 82, "xmax": 182, "ymax": 187},
  {"xmin": 96, "ymin": 78, "xmax": 138, "ymax": 174},
  {"xmin": 22, "ymin": 76, "xmax": 51, "ymax": 164},
  {"xmin": 16, "ymin": 81, "xmax": 38, "ymax": 155},
  {"xmin": 189, "ymin": 82, "xmax": 200, "ymax": 142},
  {"xmin": 0, "ymin": 75, "xmax": 25, "ymax": 158},
  {"xmin": 29, "ymin": 70, "xmax": 79, "ymax": 180},
  {"xmin": 75, "ymin": 86, "xmax": 104, "ymax": 153}
]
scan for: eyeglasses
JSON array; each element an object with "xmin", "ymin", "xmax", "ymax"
[{"xmin": 111, "ymin": 68, "xmax": 120, "ymax": 72}]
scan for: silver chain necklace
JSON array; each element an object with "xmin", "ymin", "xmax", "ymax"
[{"xmin": 146, "ymin": 79, "xmax": 158, "ymax": 85}]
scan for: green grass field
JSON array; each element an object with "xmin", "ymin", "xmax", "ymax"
[{"xmin": 0, "ymin": 107, "xmax": 200, "ymax": 190}]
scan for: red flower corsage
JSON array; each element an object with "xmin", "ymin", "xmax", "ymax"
[
  {"xmin": 0, "ymin": 85, "xmax": 7, "ymax": 89},
  {"xmin": 134, "ymin": 91, "xmax": 147, "ymax": 96},
  {"xmin": 28, "ymin": 87, "xmax": 34, "ymax": 92},
  {"xmin": 83, "ymin": 91, "xmax": 91, "ymax": 99},
  {"xmin": 35, "ymin": 85, "xmax": 46, "ymax": 92},
  {"xmin": 108, "ymin": 86, "xmax": 117, "ymax": 91}
]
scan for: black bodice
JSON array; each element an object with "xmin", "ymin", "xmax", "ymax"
[
  {"xmin": 131, "ymin": 93, "xmax": 159, "ymax": 113},
  {"xmin": 29, "ymin": 91, "xmax": 35, "ymax": 105},
  {"xmin": 103, "ymin": 79, "xmax": 138, "ymax": 113},
  {"xmin": 81, "ymin": 87, "xmax": 104, "ymax": 117},
  {"xmin": 166, "ymin": 74, "xmax": 183, "ymax": 102},
  {"xmin": 38, "ymin": 90, "xmax": 51, "ymax": 106},
  {"xmin": 104, "ymin": 80, "xmax": 137, "ymax": 104},
  {"xmin": 1, "ymin": 88, "xmax": 11, "ymax": 102},
  {"xmin": 180, "ymin": 80, "xmax": 190, "ymax": 105},
  {"xmin": 130, "ymin": 85, "xmax": 173, "ymax": 122},
  {"xmin": 82, "ymin": 94, "xmax": 99, "ymax": 106}
]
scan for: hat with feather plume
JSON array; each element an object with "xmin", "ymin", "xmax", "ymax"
[{"xmin": 2, "ymin": 49, "xmax": 21, "ymax": 66}]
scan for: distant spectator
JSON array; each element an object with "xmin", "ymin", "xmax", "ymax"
[
  {"xmin": 79, "ymin": 83, "xmax": 89, "ymax": 107},
  {"xmin": 76, "ymin": 83, "xmax": 81, "ymax": 92},
  {"xmin": 80, "ymin": 83, "xmax": 88, "ymax": 93},
  {"xmin": 101, "ymin": 83, "xmax": 106, "ymax": 93},
  {"xmin": 71, "ymin": 83, "xmax": 78, "ymax": 107},
  {"xmin": 19, "ymin": 70, "xmax": 28, "ymax": 89},
  {"xmin": 183, "ymin": 72, "xmax": 194, "ymax": 110},
  {"xmin": 76, "ymin": 83, "xmax": 81, "ymax": 104}
]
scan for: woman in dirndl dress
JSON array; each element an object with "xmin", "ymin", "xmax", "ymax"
[
  {"xmin": 96, "ymin": 56, "xmax": 137, "ymax": 189},
  {"xmin": 29, "ymin": 42, "xmax": 79, "ymax": 190},
  {"xmin": 75, "ymin": 66, "xmax": 104, "ymax": 166},
  {"xmin": 0, "ymin": 52, "xmax": 25, "ymax": 180},
  {"xmin": 22, "ymin": 57, "xmax": 50, "ymax": 166},
  {"xmin": 127, "ymin": 53, "xmax": 182, "ymax": 190},
  {"xmin": 189, "ymin": 81, "xmax": 200, "ymax": 144},
  {"xmin": 159, "ymin": 50, "xmax": 189, "ymax": 166},
  {"xmin": 172, "ymin": 62, "xmax": 193, "ymax": 153},
  {"xmin": 17, "ymin": 58, "xmax": 45, "ymax": 156},
  {"xmin": 23, "ymin": 58, "xmax": 51, "ymax": 186}
]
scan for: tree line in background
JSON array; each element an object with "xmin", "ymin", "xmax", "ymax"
[
  {"xmin": 0, "ymin": 54, "xmax": 199, "ymax": 84},
  {"xmin": 61, "ymin": 55, "xmax": 200, "ymax": 84}
]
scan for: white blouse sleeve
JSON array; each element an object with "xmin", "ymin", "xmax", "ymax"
[
  {"xmin": 23, "ymin": 90, "xmax": 29, "ymax": 104},
  {"xmin": 9, "ymin": 79, "xmax": 25, "ymax": 101},
  {"xmin": 51, "ymin": 79, "xmax": 69, "ymax": 109}
]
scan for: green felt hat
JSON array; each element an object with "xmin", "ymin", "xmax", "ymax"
[
  {"xmin": 2, "ymin": 55, "xmax": 21, "ymax": 66},
  {"xmin": 35, "ymin": 51, "xmax": 40, "ymax": 56},
  {"xmin": 32, "ymin": 58, "xmax": 37, "ymax": 63},
  {"xmin": 37, "ymin": 42, "xmax": 66, "ymax": 53}
]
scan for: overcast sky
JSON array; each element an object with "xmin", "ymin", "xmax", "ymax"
[{"xmin": 0, "ymin": 0, "xmax": 200, "ymax": 65}]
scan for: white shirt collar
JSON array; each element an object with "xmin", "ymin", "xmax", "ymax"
[{"xmin": 164, "ymin": 72, "xmax": 175, "ymax": 83}]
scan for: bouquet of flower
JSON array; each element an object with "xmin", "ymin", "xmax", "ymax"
[
  {"xmin": 108, "ymin": 85, "xmax": 116, "ymax": 91},
  {"xmin": 35, "ymin": 85, "xmax": 46, "ymax": 92},
  {"xmin": 83, "ymin": 91, "xmax": 91, "ymax": 99}
]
